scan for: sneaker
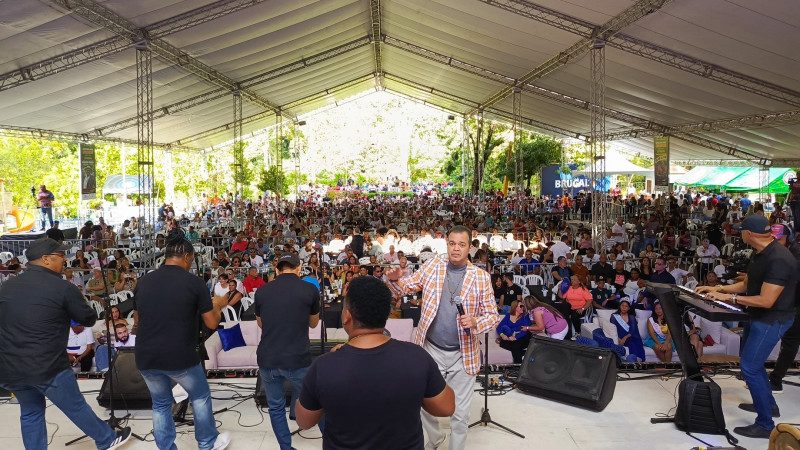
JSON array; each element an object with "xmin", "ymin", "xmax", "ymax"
[
  {"xmin": 733, "ymin": 423, "xmax": 772, "ymax": 439},
  {"xmin": 107, "ymin": 427, "xmax": 132, "ymax": 449},
  {"xmin": 770, "ymin": 378, "xmax": 783, "ymax": 394},
  {"xmin": 212, "ymin": 431, "xmax": 231, "ymax": 450},
  {"xmin": 737, "ymin": 402, "xmax": 780, "ymax": 417}
]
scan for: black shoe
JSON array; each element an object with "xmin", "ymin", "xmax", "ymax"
[
  {"xmin": 770, "ymin": 378, "xmax": 783, "ymax": 394},
  {"xmin": 737, "ymin": 402, "xmax": 780, "ymax": 417},
  {"xmin": 108, "ymin": 427, "xmax": 132, "ymax": 449},
  {"xmin": 733, "ymin": 423, "xmax": 772, "ymax": 439}
]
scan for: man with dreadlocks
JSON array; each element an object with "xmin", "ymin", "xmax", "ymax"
[{"xmin": 132, "ymin": 228, "xmax": 230, "ymax": 450}]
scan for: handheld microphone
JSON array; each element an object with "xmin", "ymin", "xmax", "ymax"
[{"xmin": 455, "ymin": 300, "xmax": 470, "ymax": 336}]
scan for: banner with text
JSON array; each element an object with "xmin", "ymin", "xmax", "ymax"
[
  {"xmin": 654, "ymin": 136, "xmax": 670, "ymax": 187},
  {"xmin": 79, "ymin": 142, "xmax": 97, "ymax": 200}
]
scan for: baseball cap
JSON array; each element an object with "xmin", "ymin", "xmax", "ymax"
[
  {"xmin": 732, "ymin": 215, "xmax": 771, "ymax": 234},
  {"xmin": 596, "ymin": 275, "xmax": 606, "ymax": 283},
  {"xmin": 25, "ymin": 238, "xmax": 71, "ymax": 261},
  {"xmin": 276, "ymin": 253, "xmax": 301, "ymax": 269}
]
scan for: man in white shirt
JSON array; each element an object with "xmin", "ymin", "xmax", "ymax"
[
  {"xmin": 666, "ymin": 257, "xmax": 689, "ymax": 286},
  {"xmin": 550, "ymin": 235, "xmax": 571, "ymax": 262},
  {"xmin": 383, "ymin": 245, "xmax": 400, "ymax": 264},
  {"xmin": 113, "ymin": 323, "xmax": 136, "ymax": 348},
  {"xmin": 299, "ymin": 241, "xmax": 315, "ymax": 262},
  {"xmin": 118, "ymin": 219, "xmax": 134, "ymax": 247},
  {"xmin": 67, "ymin": 321, "xmax": 95, "ymax": 372},
  {"xmin": 247, "ymin": 252, "xmax": 264, "ymax": 269},
  {"xmin": 612, "ymin": 217, "xmax": 628, "ymax": 246}
]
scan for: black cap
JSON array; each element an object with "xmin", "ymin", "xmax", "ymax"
[
  {"xmin": 277, "ymin": 253, "xmax": 301, "ymax": 269},
  {"xmin": 26, "ymin": 238, "xmax": 71, "ymax": 261},
  {"xmin": 733, "ymin": 215, "xmax": 771, "ymax": 234},
  {"xmin": 596, "ymin": 275, "xmax": 606, "ymax": 283}
]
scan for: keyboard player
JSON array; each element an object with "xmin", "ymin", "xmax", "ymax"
[{"xmin": 695, "ymin": 215, "xmax": 797, "ymax": 439}]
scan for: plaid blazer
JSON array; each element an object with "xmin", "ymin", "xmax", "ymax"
[{"xmin": 395, "ymin": 257, "xmax": 499, "ymax": 376}]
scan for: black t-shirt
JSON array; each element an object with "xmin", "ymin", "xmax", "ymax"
[
  {"xmin": 610, "ymin": 269, "xmax": 631, "ymax": 291},
  {"xmin": 590, "ymin": 263, "xmax": 615, "ymax": 282},
  {"xmin": 254, "ymin": 273, "xmax": 320, "ymax": 369},
  {"xmin": 133, "ymin": 265, "xmax": 212, "ymax": 371},
  {"xmin": 298, "ymin": 339, "xmax": 446, "ymax": 450},
  {"xmin": 745, "ymin": 241, "xmax": 798, "ymax": 323},
  {"xmin": 0, "ymin": 266, "xmax": 97, "ymax": 384},
  {"xmin": 503, "ymin": 284, "xmax": 523, "ymax": 303}
]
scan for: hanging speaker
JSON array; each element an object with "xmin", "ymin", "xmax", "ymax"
[
  {"xmin": 97, "ymin": 347, "xmax": 152, "ymax": 409},
  {"xmin": 516, "ymin": 336, "xmax": 618, "ymax": 411}
]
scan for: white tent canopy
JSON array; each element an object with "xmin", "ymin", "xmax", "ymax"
[
  {"xmin": 0, "ymin": 0, "xmax": 799, "ymax": 165},
  {"xmin": 574, "ymin": 152, "xmax": 654, "ymax": 176}
]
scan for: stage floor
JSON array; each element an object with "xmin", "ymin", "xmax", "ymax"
[{"xmin": 0, "ymin": 373, "xmax": 797, "ymax": 449}]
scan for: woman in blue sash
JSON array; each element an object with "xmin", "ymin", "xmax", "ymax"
[{"xmin": 611, "ymin": 297, "xmax": 646, "ymax": 362}]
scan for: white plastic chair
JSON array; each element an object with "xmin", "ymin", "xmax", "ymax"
[
  {"xmin": 525, "ymin": 274, "xmax": 544, "ymax": 286},
  {"xmin": 116, "ymin": 290, "xmax": 134, "ymax": 300},
  {"xmin": 720, "ymin": 243, "xmax": 734, "ymax": 256},
  {"xmin": 222, "ymin": 305, "xmax": 239, "ymax": 323},
  {"xmin": 241, "ymin": 296, "xmax": 254, "ymax": 311},
  {"xmin": 358, "ymin": 256, "xmax": 372, "ymax": 265},
  {"xmin": 0, "ymin": 252, "xmax": 13, "ymax": 264},
  {"xmin": 513, "ymin": 275, "xmax": 526, "ymax": 286}
]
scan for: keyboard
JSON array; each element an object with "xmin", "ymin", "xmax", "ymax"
[{"xmin": 675, "ymin": 285, "xmax": 747, "ymax": 322}]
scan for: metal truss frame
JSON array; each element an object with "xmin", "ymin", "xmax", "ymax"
[
  {"xmin": 477, "ymin": 0, "xmax": 800, "ymax": 107},
  {"xmin": 136, "ymin": 42, "xmax": 156, "ymax": 238},
  {"xmin": 603, "ymin": 109, "xmax": 800, "ymax": 141},
  {"xmin": 1, "ymin": 0, "xmax": 270, "ymax": 92},
  {"xmin": 475, "ymin": 0, "xmax": 669, "ymax": 112},
  {"xmin": 92, "ymin": 36, "xmax": 370, "ymax": 137},
  {"xmin": 589, "ymin": 41, "xmax": 608, "ymax": 236},
  {"xmin": 0, "ymin": 124, "xmax": 200, "ymax": 153},
  {"xmin": 512, "ymin": 87, "xmax": 524, "ymax": 194},
  {"xmin": 49, "ymin": 0, "xmax": 288, "ymax": 118},
  {"xmin": 233, "ymin": 91, "xmax": 244, "ymax": 196},
  {"xmin": 369, "ymin": 0, "xmax": 384, "ymax": 90},
  {"xmin": 671, "ymin": 159, "xmax": 800, "ymax": 167}
]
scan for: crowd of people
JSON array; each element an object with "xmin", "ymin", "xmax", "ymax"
[{"xmin": 0, "ymin": 181, "xmax": 798, "ymax": 446}]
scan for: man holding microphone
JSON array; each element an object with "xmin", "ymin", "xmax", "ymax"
[{"xmin": 386, "ymin": 225, "xmax": 499, "ymax": 450}]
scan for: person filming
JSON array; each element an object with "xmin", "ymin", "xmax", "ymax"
[{"xmin": 697, "ymin": 215, "xmax": 797, "ymax": 439}]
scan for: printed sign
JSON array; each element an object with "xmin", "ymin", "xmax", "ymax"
[{"xmin": 79, "ymin": 142, "xmax": 97, "ymax": 200}]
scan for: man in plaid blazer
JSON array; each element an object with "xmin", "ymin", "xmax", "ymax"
[{"xmin": 387, "ymin": 225, "xmax": 500, "ymax": 450}]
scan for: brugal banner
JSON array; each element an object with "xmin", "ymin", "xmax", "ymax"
[
  {"xmin": 654, "ymin": 136, "xmax": 669, "ymax": 187},
  {"xmin": 79, "ymin": 142, "xmax": 97, "ymax": 200}
]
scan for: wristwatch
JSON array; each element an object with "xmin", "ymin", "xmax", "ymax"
[{"xmin": 730, "ymin": 294, "xmax": 738, "ymax": 305}]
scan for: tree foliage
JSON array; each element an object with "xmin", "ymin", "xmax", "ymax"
[
  {"xmin": 258, "ymin": 165, "xmax": 287, "ymax": 198},
  {"xmin": 490, "ymin": 132, "xmax": 563, "ymax": 189}
]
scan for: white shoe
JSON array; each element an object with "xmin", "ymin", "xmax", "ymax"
[{"xmin": 212, "ymin": 431, "xmax": 231, "ymax": 450}]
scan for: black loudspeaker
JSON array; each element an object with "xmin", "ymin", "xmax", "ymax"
[
  {"xmin": 254, "ymin": 376, "xmax": 293, "ymax": 408},
  {"xmin": 97, "ymin": 348, "xmax": 152, "ymax": 409},
  {"xmin": 516, "ymin": 336, "xmax": 618, "ymax": 411}
]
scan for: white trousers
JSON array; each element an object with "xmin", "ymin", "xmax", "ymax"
[{"xmin": 421, "ymin": 341, "xmax": 476, "ymax": 450}]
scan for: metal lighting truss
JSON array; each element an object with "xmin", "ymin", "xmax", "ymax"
[
  {"xmin": 475, "ymin": 0, "xmax": 670, "ymax": 112},
  {"xmin": 512, "ymin": 87, "xmax": 524, "ymax": 196},
  {"xmin": 0, "ymin": 124, "xmax": 201, "ymax": 153},
  {"xmin": 477, "ymin": 0, "xmax": 800, "ymax": 107},
  {"xmin": 136, "ymin": 42, "xmax": 156, "ymax": 237},
  {"xmin": 589, "ymin": 40, "xmax": 607, "ymax": 237},
  {"xmin": 603, "ymin": 109, "xmax": 800, "ymax": 141},
  {"xmin": 233, "ymin": 91, "xmax": 244, "ymax": 197},
  {"xmin": 671, "ymin": 159, "xmax": 800, "ymax": 167},
  {"xmin": 93, "ymin": 37, "xmax": 370, "ymax": 137},
  {"xmin": 383, "ymin": 38, "xmax": 791, "ymax": 165},
  {"xmin": 49, "ymin": 0, "xmax": 289, "ymax": 118},
  {"xmin": 1, "ymin": 0, "xmax": 272, "ymax": 91},
  {"xmin": 370, "ymin": 0, "xmax": 384, "ymax": 90}
]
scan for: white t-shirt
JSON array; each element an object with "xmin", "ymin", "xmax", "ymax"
[
  {"xmin": 118, "ymin": 226, "xmax": 132, "ymax": 246},
  {"xmin": 669, "ymin": 268, "xmax": 689, "ymax": 285},
  {"xmin": 67, "ymin": 327, "xmax": 94, "ymax": 355},
  {"xmin": 115, "ymin": 335, "xmax": 136, "ymax": 348},
  {"xmin": 550, "ymin": 241, "xmax": 571, "ymax": 262},
  {"xmin": 612, "ymin": 223, "xmax": 628, "ymax": 244},
  {"xmin": 248, "ymin": 254, "xmax": 264, "ymax": 268}
]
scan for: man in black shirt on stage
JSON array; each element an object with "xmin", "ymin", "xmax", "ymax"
[
  {"xmin": 296, "ymin": 276, "xmax": 454, "ymax": 450},
  {"xmin": 134, "ymin": 229, "xmax": 228, "ymax": 450},
  {"xmin": 0, "ymin": 238, "xmax": 131, "ymax": 449},
  {"xmin": 700, "ymin": 215, "xmax": 798, "ymax": 438},
  {"xmin": 255, "ymin": 252, "xmax": 320, "ymax": 450}
]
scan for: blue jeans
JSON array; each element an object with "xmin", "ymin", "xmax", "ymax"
[
  {"xmin": 740, "ymin": 319, "xmax": 794, "ymax": 430},
  {"xmin": 259, "ymin": 367, "xmax": 308, "ymax": 450},
  {"xmin": 643, "ymin": 237, "xmax": 657, "ymax": 250},
  {"xmin": 0, "ymin": 369, "xmax": 117, "ymax": 450},
  {"xmin": 39, "ymin": 207, "xmax": 53, "ymax": 230},
  {"xmin": 140, "ymin": 364, "xmax": 218, "ymax": 450}
]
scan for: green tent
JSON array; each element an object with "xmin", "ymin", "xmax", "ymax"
[
  {"xmin": 673, "ymin": 166, "xmax": 749, "ymax": 188},
  {"xmin": 724, "ymin": 168, "xmax": 794, "ymax": 193}
]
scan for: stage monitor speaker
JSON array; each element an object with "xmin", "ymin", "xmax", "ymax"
[
  {"xmin": 517, "ymin": 336, "xmax": 618, "ymax": 411},
  {"xmin": 254, "ymin": 376, "xmax": 293, "ymax": 408},
  {"xmin": 97, "ymin": 347, "xmax": 152, "ymax": 409}
]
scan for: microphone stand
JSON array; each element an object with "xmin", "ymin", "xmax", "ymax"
[
  {"xmin": 67, "ymin": 256, "xmax": 144, "ymax": 445},
  {"xmin": 316, "ymin": 246, "xmax": 327, "ymax": 356}
]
